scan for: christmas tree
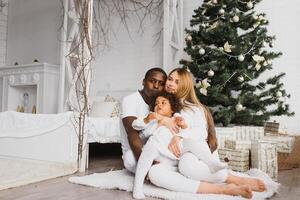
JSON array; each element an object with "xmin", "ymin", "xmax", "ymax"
[{"xmin": 181, "ymin": 0, "xmax": 294, "ymax": 126}]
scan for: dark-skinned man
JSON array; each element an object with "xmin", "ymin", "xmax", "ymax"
[{"xmin": 120, "ymin": 68, "xmax": 167, "ymax": 173}]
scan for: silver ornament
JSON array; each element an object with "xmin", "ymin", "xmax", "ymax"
[
  {"xmin": 247, "ymin": 1, "xmax": 253, "ymax": 9},
  {"xmin": 269, "ymin": 42, "xmax": 274, "ymax": 48},
  {"xmin": 212, "ymin": 0, "xmax": 218, "ymax": 4},
  {"xmin": 237, "ymin": 76, "xmax": 244, "ymax": 82},
  {"xmin": 219, "ymin": 8, "xmax": 225, "ymax": 15},
  {"xmin": 235, "ymin": 103, "xmax": 243, "ymax": 111},
  {"xmin": 199, "ymin": 48, "xmax": 206, "ymax": 55},
  {"xmin": 232, "ymin": 15, "xmax": 239, "ymax": 23},
  {"xmin": 207, "ymin": 69, "xmax": 215, "ymax": 77},
  {"xmin": 238, "ymin": 54, "xmax": 245, "ymax": 62},
  {"xmin": 276, "ymin": 91, "xmax": 283, "ymax": 97}
]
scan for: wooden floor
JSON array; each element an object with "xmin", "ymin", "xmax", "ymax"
[{"xmin": 1, "ymin": 144, "xmax": 300, "ymax": 200}]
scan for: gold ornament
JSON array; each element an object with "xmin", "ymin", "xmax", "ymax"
[
  {"xmin": 224, "ymin": 41, "xmax": 232, "ymax": 52},
  {"xmin": 252, "ymin": 55, "xmax": 265, "ymax": 71},
  {"xmin": 32, "ymin": 105, "xmax": 37, "ymax": 114},
  {"xmin": 19, "ymin": 106, "xmax": 24, "ymax": 113}
]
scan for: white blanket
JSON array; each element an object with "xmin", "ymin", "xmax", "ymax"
[
  {"xmin": 0, "ymin": 111, "xmax": 121, "ymax": 143},
  {"xmin": 69, "ymin": 169, "xmax": 279, "ymax": 200},
  {"xmin": 87, "ymin": 117, "xmax": 121, "ymax": 143},
  {"xmin": 0, "ymin": 111, "xmax": 73, "ymax": 138}
]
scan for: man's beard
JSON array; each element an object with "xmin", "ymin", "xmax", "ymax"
[{"xmin": 149, "ymin": 90, "xmax": 160, "ymax": 97}]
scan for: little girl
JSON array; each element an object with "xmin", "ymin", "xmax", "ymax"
[{"xmin": 132, "ymin": 92, "xmax": 227, "ymax": 199}]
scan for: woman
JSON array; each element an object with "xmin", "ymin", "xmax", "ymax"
[{"xmin": 147, "ymin": 68, "xmax": 266, "ymax": 199}]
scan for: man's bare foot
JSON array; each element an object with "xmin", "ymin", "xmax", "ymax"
[
  {"xmin": 223, "ymin": 184, "xmax": 253, "ymax": 199},
  {"xmin": 227, "ymin": 175, "xmax": 266, "ymax": 192}
]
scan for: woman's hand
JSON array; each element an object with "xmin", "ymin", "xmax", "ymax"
[
  {"xmin": 174, "ymin": 116, "xmax": 187, "ymax": 129},
  {"xmin": 168, "ymin": 136, "xmax": 181, "ymax": 158},
  {"xmin": 158, "ymin": 116, "xmax": 179, "ymax": 135}
]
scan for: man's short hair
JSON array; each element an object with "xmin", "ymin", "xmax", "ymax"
[{"xmin": 144, "ymin": 67, "xmax": 167, "ymax": 79}]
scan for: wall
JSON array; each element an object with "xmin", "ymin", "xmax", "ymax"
[
  {"xmin": 0, "ymin": 0, "xmax": 8, "ymax": 67},
  {"xmin": 182, "ymin": 0, "xmax": 300, "ymax": 133},
  {"xmin": 6, "ymin": 0, "xmax": 61, "ymax": 66},
  {"xmin": 89, "ymin": 1, "xmax": 163, "ymax": 96},
  {"xmin": 256, "ymin": 0, "xmax": 300, "ymax": 133}
]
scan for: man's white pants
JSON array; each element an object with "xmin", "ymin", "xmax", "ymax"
[{"xmin": 122, "ymin": 150, "xmax": 137, "ymax": 173}]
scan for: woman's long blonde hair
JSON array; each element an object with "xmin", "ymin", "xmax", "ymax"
[{"xmin": 169, "ymin": 68, "xmax": 218, "ymax": 152}]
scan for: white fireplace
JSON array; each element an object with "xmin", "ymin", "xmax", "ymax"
[{"xmin": 0, "ymin": 63, "xmax": 59, "ymax": 114}]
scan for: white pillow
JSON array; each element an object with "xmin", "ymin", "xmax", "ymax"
[{"xmin": 89, "ymin": 101, "xmax": 118, "ymax": 118}]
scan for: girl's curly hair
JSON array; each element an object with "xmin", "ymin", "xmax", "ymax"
[{"xmin": 149, "ymin": 92, "xmax": 183, "ymax": 114}]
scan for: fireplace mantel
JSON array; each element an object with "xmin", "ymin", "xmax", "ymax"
[{"xmin": 0, "ymin": 63, "xmax": 59, "ymax": 114}]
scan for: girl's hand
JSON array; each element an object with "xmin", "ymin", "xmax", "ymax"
[
  {"xmin": 157, "ymin": 116, "xmax": 179, "ymax": 135},
  {"xmin": 168, "ymin": 136, "xmax": 181, "ymax": 158},
  {"xmin": 143, "ymin": 112, "xmax": 157, "ymax": 124}
]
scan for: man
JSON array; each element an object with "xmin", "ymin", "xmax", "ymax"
[{"xmin": 120, "ymin": 67, "xmax": 167, "ymax": 173}]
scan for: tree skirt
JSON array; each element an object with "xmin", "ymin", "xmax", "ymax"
[
  {"xmin": 0, "ymin": 156, "xmax": 77, "ymax": 190},
  {"xmin": 69, "ymin": 169, "xmax": 279, "ymax": 200}
]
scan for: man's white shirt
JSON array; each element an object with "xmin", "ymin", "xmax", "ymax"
[{"xmin": 120, "ymin": 91, "xmax": 149, "ymax": 154}]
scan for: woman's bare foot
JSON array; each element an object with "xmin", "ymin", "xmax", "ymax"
[
  {"xmin": 227, "ymin": 175, "xmax": 266, "ymax": 192},
  {"xmin": 223, "ymin": 184, "xmax": 253, "ymax": 199}
]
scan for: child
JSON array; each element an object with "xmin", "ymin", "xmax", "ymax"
[{"xmin": 132, "ymin": 92, "xmax": 227, "ymax": 199}]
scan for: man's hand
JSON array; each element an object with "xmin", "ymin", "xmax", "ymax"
[
  {"xmin": 122, "ymin": 117, "xmax": 143, "ymax": 160},
  {"xmin": 158, "ymin": 117, "xmax": 179, "ymax": 135},
  {"xmin": 153, "ymin": 160, "xmax": 160, "ymax": 165},
  {"xmin": 168, "ymin": 136, "xmax": 181, "ymax": 158}
]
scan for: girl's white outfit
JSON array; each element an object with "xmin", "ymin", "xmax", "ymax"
[
  {"xmin": 132, "ymin": 105, "xmax": 227, "ymax": 199},
  {"xmin": 142, "ymin": 104, "xmax": 229, "ymax": 194}
]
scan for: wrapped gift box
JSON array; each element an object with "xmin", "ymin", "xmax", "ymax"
[
  {"xmin": 218, "ymin": 148, "xmax": 250, "ymax": 172},
  {"xmin": 224, "ymin": 139, "xmax": 252, "ymax": 150},
  {"xmin": 264, "ymin": 121, "xmax": 280, "ymax": 135},
  {"xmin": 251, "ymin": 140, "xmax": 278, "ymax": 180},
  {"xmin": 215, "ymin": 127, "xmax": 236, "ymax": 148},
  {"xmin": 235, "ymin": 126, "xmax": 264, "ymax": 141},
  {"xmin": 261, "ymin": 135, "xmax": 295, "ymax": 153}
]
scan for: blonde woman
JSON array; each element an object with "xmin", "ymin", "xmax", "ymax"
[{"xmin": 147, "ymin": 68, "xmax": 267, "ymax": 198}]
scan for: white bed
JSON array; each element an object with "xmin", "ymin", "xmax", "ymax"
[
  {"xmin": 87, "ymin": 116, "xmax": 121, "ymax": 143},
  {"xmin": 86, "ymin": 90, "xmax": 135, "ymax": 144},
  {"xmin": 0, "ymin": 111, "xmax": 122, "ymax": 161},
  {"xmin": 0, "ymin": 111, "xmax": 78, "ymax": 163}
]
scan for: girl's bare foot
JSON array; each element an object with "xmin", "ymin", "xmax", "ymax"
[
  {"xmin": 223, "ymin": 184, "xmax": 253, "ymax": 199},
  {"xmin": 227, "ymin": 175, "xmax": 266, "ymax": 192}
]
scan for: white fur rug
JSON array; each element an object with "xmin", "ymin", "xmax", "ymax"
[
  {"xmin": 0, "ymin": 156, "xmax": 77, "ymax": 190},
  {"xmin": 69, "ymin": 169, "xmax": 279, "ymax": 200}
]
